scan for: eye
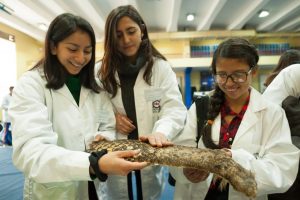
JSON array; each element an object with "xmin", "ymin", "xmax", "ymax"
[
  {"xmin": 127, "ymin": 28, "xmax": 137, "ymax": 35},
  {"xmin": 233, "ymin": 72, "xmax": 245, "ymax": 77},
  {"xmin": 216, "ymin": 73, "xmax": 227, "ymax": 78},
  {"xmin": 68, "ymin": 48, "xmax": 77, "ymax": 52},
  {"xmin": 84, "ymin": 48, "xmax": 92, "ymax": 54}
]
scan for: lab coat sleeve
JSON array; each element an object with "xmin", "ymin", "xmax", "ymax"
[
  {"xmin": 263, "ymin": 63, "xmax": 300, "ymax": 104},
  {"xmin": 9, "ymin": 71, "xmax": 91, "ymax": 183},
  {"xmin": 152, "ymin": 60, "xmax": 187, "ymax": 140},
  {"xmin": 170, "ymin": 103, "xmax": 199, "ymax": 183},
  {"xmin": 95, "ymin": 91, "xmax": 116, "ymax": 141},
  {"xmin": 1, "ymin": 95, "xmax": 9, "ymax": 110},
  {"xmin": 231, "ymin": 106, "xmax": 300, "ymax": 196},
  {"xmin": 171, "ymin": 103, "xmax": 197, "ymax": 147}
]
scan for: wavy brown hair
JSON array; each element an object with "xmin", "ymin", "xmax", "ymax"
[
  {"xmin": 99, "ymin": 5, "xmax": 166, "ymax": 97},
  {"xmin": 202, "ymin": 38, "xmax": 259, "ymax": 149},
  {"xmin": 264, "ymin": 49, "xmax": 300, "ymax": 87}
]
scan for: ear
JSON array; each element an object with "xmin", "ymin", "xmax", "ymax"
[
  {"xmin": 251, "ymin": 66, "xmax": 258, "ymax": 77},
  {"xmin": 50, "ymin": 41, "xmax": 57, "ymax": 55}
]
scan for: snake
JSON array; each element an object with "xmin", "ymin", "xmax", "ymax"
[{"xmin": 88, "ymin": 139, "xmax": 257, "ymax": 198}]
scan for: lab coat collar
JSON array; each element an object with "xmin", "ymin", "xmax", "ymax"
[
  {"xmin": 232, "ymin": 88, "xmax": 267, "ymax": 145},
  {"xmin": 38, "ymin": 68, "xmax": 91, "ymax": 108},
  {"xmin": 54, "ymin": 85, "xmax": 91, "ymax": 108},
  {"xmin": 212, "ymin": 88, "xmax": 268, "ymax": 145}
]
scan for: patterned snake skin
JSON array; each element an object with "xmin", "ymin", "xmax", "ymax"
[{"xmin": 88, "ymin": 139, "xmax": 257, "ymax": 198}]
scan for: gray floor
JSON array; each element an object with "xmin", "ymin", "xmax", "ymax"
[{"xmin": 0, "ymin": 146, "xmax": 24, "ymax": 200}]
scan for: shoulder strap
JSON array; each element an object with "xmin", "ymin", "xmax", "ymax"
[{"xmin": 195, "ymin": 95, "xmax": 209, "ymax": 145}]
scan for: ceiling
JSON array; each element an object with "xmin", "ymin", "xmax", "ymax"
[{"xmin": 0, "ymin": 0, "xmax": 300, "ymax": 42}]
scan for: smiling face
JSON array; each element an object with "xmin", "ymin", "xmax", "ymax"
[
  {"xmin": 216, "ymin": 58, "xmax": 254, "ymax": 103},
  {"xmin": 50, "ymin": 29, "xmax": 92, "ymax": 75},
  {"xmin": 116, "ymin": 16, "xmax": 143, "ymax": 63}
]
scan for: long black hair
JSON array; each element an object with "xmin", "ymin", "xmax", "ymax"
[
  {"xmin": 202, "ymin": 37, "xmax": 259, "ymax": 149},
  {"xmin": 32, "ymin": 13, "xmax": 100, "ymax": 93}
]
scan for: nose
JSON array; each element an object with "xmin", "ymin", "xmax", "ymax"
[
  {"xmin": 225, "ymin": 75, "xmax": 235, "ymax": 85},
  {"xmin": 74, "ymin": 51, "xmax": 86, "ymax": 64},
  {"xmin": 122, "ymin": 34, "xmax": 130, "ymax": 44}
]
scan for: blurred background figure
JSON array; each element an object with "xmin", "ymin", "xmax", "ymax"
[
  {"xmin": 264, "ymin": 49, "xmax": 300, "ymax": 88},
  {"xmin": 1, "ymin": 86, "xmax": 14, "ymax": 145}
]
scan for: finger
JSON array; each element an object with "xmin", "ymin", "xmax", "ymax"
[
  {"xmin": 124, "ymin": 117, "xmax": 133, "ymax": 124},
  {"xmin": 128, "ymin": 161, "xmax": 148, "ymax": 170},
  {"xmin": 94, "ymin": 135, "xmax": 105, "ymax": 141},
  {"xmin": 139, "ymin": 135, "xmax": 156, "ymax": 146},
  {"xmin": 116, "ymin": 149, "xmax": 141, "ymax": 158},
  {"xmin": 139, "ymin": 135, "xmax": 148, "ymax": 142},
  {"xmin": 148, "ymin": 136, "xmax": 157, "ymax": 146},
  {"xmin": 161, "ymin": 138, "xmax": 173, "ymax": 146},
  {"xmin": 121, "ymin": 118, "xmax": 136, "ymax": 129},
  {"xmin": 117, "ymin": 121, "xmax": 132, "ymax": 135},
  {"xmin": 122, "ymin": 116, "xmax": 134, "ymax": 126},
  {"xmin": 119, "ymin": 126, "xmax": 134, "ymax": 135},
  {"xmin": 121, "ymin": 124, "xmax": 135, "ymax": 133},
  {"xmin": 154, "ymin": 137, "xmax": 163, "ymax": 147}
]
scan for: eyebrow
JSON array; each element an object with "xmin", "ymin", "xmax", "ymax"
[
  {"xmin": 117, "ymin": 27, "xmax": 137, "ymax": 32},
  {"xmin": 64, "ymin": 43, "xmax": 92, "ymax": 48}
]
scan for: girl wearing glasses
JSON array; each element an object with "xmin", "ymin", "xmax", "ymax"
[{"xmin": 170, "ymin": 37, "xmax": 299, "ymax": 200}]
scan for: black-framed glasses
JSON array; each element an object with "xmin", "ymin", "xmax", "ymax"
[{"xmin": 214, "ymin": 69, "xmax": 252, "ymax": 84}]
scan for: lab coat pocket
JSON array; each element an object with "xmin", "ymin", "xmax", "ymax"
[
  {"xmin": 33, "ymin": 181, "xmax": 76, "ymax": 199},
  {"xmin": 144, "ymin": 88, "xmax": 163, "ymax": 115}
]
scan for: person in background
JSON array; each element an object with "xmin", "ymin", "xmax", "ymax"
[
  {"xmin": 170, "ymin": 38, "xmax": 299, "ymax": 200},
  {"xmin": 98, "ymin": 5, "xmax": 187, "ymax": 200},
  {"xmin": 8, "ymin": 13, "xmax": 147, "ymax": 200},
  {"xmin": 263, "ymin": 63, "xmax": 300, "ymax": 200},
  {"xmin": 264, "ymin": 49, "xmax": 300, "ymax": 87},
  {"xmin": 1, "ymin": 86, "xmax": 14, "ymax": 145}
]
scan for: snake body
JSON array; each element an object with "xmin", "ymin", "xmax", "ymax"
[{"xmin": 88, "ymin": 139, "xmax": 257, "ymax": 198}]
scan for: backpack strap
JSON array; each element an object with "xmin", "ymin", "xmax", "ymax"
[{"xmin": 194, "ymin": 95, "xmax": 209, "ymax": 146}]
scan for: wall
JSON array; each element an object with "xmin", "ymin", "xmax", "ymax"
[
  {"xmin": 1, "ymin": 22, "xmax": 299, "ymax": 110},
  {"xmin": 0, "ymin": 23, "xmax": 42, "ymax": 120},
  {"xmin": 0, "ymin": 23, "xmax": 43, "ymax": 78}
]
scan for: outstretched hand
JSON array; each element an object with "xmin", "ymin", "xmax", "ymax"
[
  {"xmin": 99, "ymin": 150, "xmax": 148, "ymax": 176},
  {"xmin": 183, "ymin": 168, "xmax": 209, "ymax": 183},
  {"xmin": 139, "ymin": 132, "xmax": 173, "ymax": 147}
]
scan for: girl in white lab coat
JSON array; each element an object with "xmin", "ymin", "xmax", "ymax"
[
  {"xmin": 98, "ymin": 5, "xmax": 187, "ymax": 200},
  {"xmin": 263, "ymin": 63, "xmax": 300, "ymax": 200},
  {"xmin": 171, "ymin": 38, "xmax": 299, "ymax": 200},
  {"xmin": 9, "ymin": 13, "xmax": 147, "ymax": 200}
]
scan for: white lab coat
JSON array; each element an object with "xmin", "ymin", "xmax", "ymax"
[
  {"xmin": 9, "ymin": 69, "xmax": 116, "ymax": 200},
  {"xmin": 98, "ymin": 57, "xmax": 187, "ymax": 200},
  {"xmin": 170, "ymin": 88, "xmax": 299, "ymax": 200},
  {"xmin": 1, "ymin": 93, "xmax": 12, "ymax": 122},
  {"xmin": 263, "ymin": 63, "xmax": 300, "ymax": 104}
]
